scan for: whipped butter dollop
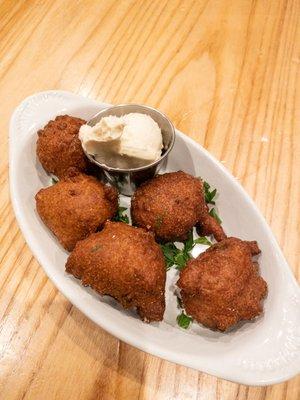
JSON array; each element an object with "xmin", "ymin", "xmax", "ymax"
[{"xmin": 79, "ymin": 113, "xmax": 163, "ymax": 169}]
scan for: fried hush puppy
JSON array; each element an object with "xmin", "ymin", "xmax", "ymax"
[
  {"xmin": 131, "ymin": 171, "xmax": 226, "ymax": 243},
  {"xmin": 177, "ymin": 237, "xmax": 267, "ymax": 331},
  {"xmin": 36, "ymin": 115, "xmax": 88, "ymax": 178},
  {"xmin": 66, "ymin": 222, "xmax": 166, "ymax": 322},
  {"xmin": 35, "ymin": 173, "xmax": 118, "ymax": 251}
]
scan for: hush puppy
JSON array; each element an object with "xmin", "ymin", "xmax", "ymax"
[
  {"xmin": 36, "ymin": 115, "xmax": 88, "ymax": 178},
  {"xmin": 66, "ymin": 222, "xmax": 166, "ymax": 322},
  {"xmin": 35, "ymin": 173, "xmax": 118, "ymax": 251},
  {"xmin": 177, "ymin": 237, "xmax": 267, "ymax": 331},
  {"xmin": 131, "ymin": 171, "xmax": 226, "ymax": 242}
]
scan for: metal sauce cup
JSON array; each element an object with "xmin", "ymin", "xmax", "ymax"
[{"xmin": 82, "ymin": 104, "xmax": 175, "ymax": 196}]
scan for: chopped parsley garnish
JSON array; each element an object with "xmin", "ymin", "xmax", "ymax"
[
  {"xmin": 174, "ymin": 251, "xmax": 190, "ymax": 270},
  {"xmin": 209, "ymin": 208, "xmax": 222, "ymax": 224},
  {"xmin": 160, "ymin": 239, "xmax": 190, "ymax": 271},
  {"xmin": 198, "ymin": 179, "xmax": 222, "ymax": 224},
  {"xmin": 113, "ymin": 206, "xmax": 129, "ymax": 224},
  {"xmin": 177, "ymin": 297, "xmax": 193, "ymax": 329},
  {"xmin": 160, "ymin": 242, "xmax": 181, "ymax": 270},
  {"xmin": 173, "ymin": 231, "xmax": 194, "ymax": 270},
  {"xmin": 203, "ymin": 181, "xmax": 217, "ymax": 205},
  {"xmin": 161, "ymin": 231, "xmax": 211, "ymax": 270},
  {"xmin": 177, "ymin": 312, "xmax": 193, "ymax": 329},
  {"xmin": 193, "ymin": 236, "xmax": 212, "ymax": 246},
  {"xmin": 183, "ymin": 230, "xmax": 194, "ymax": 253}
]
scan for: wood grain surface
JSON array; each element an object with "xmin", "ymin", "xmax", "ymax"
[{"xmin": 0, "ymin": 0, "xmax": 299, "ymax": 399}]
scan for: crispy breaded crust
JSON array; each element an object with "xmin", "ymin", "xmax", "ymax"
[
  {"xmin": 131, "ymin": 171, "xmax": 225, "ymax": 242},
  {"xmin": 35, "ymin": 174, "xmax": 118, "ymax": 251},
  {"xmin": 177, "ymin": 237, "xmax": 267, "ymax": 331},
  {"xmin": 66, "ymin": 222, "xmax": 166, "ymax": 322},
  {"xmin": 36, "ymin": 115, "xmax": 88, "ymax": 178}
]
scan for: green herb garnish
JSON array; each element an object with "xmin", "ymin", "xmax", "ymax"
[
  {"xmin": 160, "ymin": 242, "xmax": 181, "ymax": 270},
  {"xmin": 209, "ymin": 208, "xmax": 222, "ymax": 224},
  {"xmin": 174, "ymin": 251, "xmax": 190, "ymax": 270},
  {"xmin": 113, "ymin": 206, "xmax": 129, "ymax": 224},
  {"xmin": 161, "ymin": 231, "xmax": 211, "ymax": 271},
  {"xmin": 204, "ymin": 181, "xmax": 217, "ymax": 205},
  {"xmin": 183, "ymin": 230, "xmax": 194, "ymax": 253},
  {"xmin": 177, "ymin": 312, "xmax": 193, "ymax": 329},
  {"xmin": 202, "ymin": 180, "xmax": 222, "ymax": 224},
  {"xmin": 161, "ymin": 232, "xmax": 193, "ymax": 270},
  {"xmin": 173, "ymin": 231, "xmax": 194, "ymax": 270},
  {"xmin": 193, "ymin": 236, "xmax": 212, "ymax": 246}
]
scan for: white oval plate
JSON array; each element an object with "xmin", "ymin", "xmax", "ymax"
[{"xmin": 9, "ymin": 91, "xmax": 300, "ymax": 386}]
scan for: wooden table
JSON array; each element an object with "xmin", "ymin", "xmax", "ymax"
[{"xmin": 0, "ymin": 1, "xmax": 299, "ymax": 399}]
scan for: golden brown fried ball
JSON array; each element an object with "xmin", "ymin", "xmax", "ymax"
[
  {"xmin": 35, "ymin": 173, "xmax": 118, "ymax": 251},
  {"xmin": 66, "ymin": 222, "xmax": 166, "ymax": 322},
  {"xmin": 131, "ymin": 171, "xmax": 226, "ymax": 242},
  {"xmin": 36, "ymin": 115, "xmax": 88, "ymax": 178},
  {"xmin": 177, "ymin": 237, "xmax": 267, "ymax": 331}
]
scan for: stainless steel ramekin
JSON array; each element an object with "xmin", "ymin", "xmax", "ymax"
[{"xmin": 82, "ymin": 104, "xmax": 175, "ymax": 196}]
